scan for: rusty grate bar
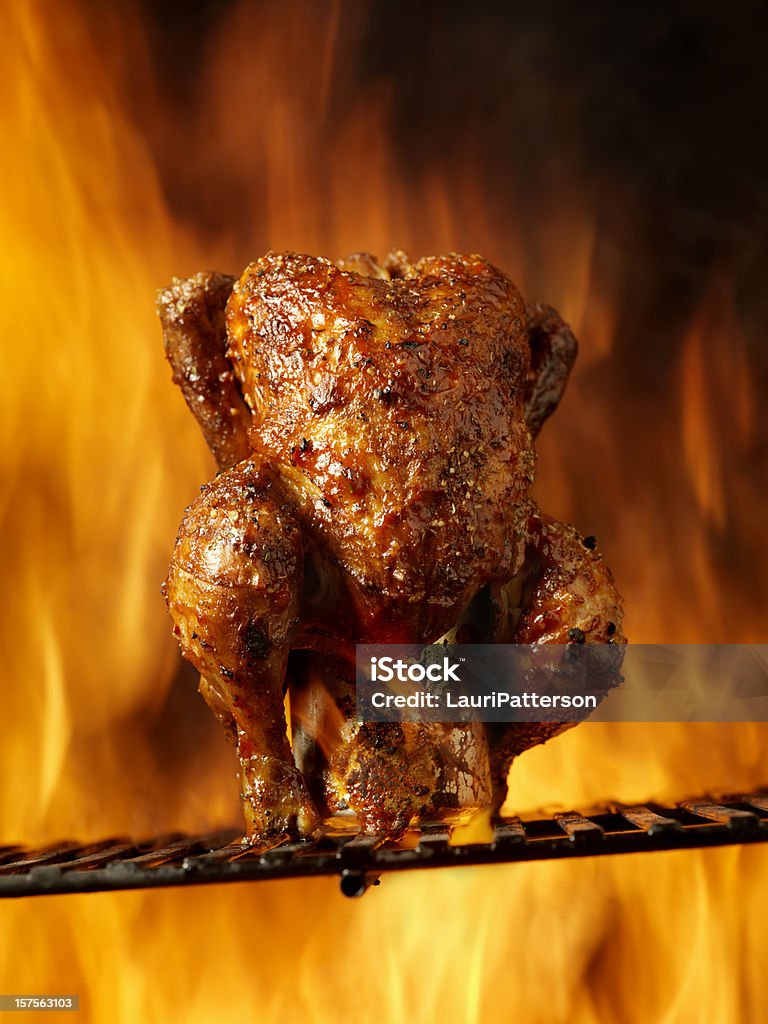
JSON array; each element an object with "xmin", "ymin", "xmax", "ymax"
[
  {"xmin": 618, "ymin": 806, "xmax": 683, "ymax": 834},
  {"xmin": 1, "ymin": 790, "xmax": 766, "ymax": 899},
  {"xmin": 554, "ymin": 812, "xmax": 605, "ymax": 843}
]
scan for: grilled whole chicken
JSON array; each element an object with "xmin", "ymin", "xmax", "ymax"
[{"xmin": 159, "ymin": 251, "xmax": 624, "ymax": 846}]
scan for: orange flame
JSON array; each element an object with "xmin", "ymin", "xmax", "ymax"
[{"xmin": 1, "ymin": 1, "xmax": 767, "ymax": 1021}]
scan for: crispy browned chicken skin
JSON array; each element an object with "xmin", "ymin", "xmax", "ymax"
[{"xmin": 159, "ymin": 251, "xmax": 624, "ymax": 845}]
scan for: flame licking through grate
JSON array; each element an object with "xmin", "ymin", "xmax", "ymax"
[{"xmin": 1, "ymin": 792, "xmax": 766, "ymax": 900}]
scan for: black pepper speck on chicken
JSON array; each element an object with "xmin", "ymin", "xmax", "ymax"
[{"xmin": 158, "ymin": 250, "xmax": 625, "ymax": 847}]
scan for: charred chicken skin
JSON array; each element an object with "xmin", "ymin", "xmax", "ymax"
[{"xmin": 159, "ymin": 251, "xmax": 624, "ymax": 845}]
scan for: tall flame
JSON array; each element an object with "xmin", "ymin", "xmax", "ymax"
[{"xmin": 0, "ymin": 2, "xmax": 766, "ymax": 1021}]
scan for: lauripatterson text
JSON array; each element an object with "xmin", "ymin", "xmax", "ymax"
[{"xmin": 369, "ymin": 691, "xmax": 598, "ymax": 710}]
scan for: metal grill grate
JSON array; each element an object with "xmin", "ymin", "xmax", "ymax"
[{"xmin": 2, "ymin": 791, "xmax": 767, "ymax": 898}]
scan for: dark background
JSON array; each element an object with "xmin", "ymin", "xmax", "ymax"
[
  {"xmin": 135, "ymin": 0, "xmax": 768, "ymax": 337},
  {"xmin": 89, "ymin": 0, "xmax": 768, "ymax": 639}
]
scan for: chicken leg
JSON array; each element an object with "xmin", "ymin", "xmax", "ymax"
[{"xmin": 163, "ymin": 458, "xmax": 317, "ymax": 844}]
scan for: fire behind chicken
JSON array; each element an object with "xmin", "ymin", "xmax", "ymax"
[{"xmin": 158, "ymin": 251, "xmax": 625, "ymax": 847}]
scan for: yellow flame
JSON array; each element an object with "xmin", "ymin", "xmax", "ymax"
[{"xmin": 0, "ymin": 2, "xmax": 766, "ymax": 1022}]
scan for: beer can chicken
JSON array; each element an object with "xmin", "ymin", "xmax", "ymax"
[{"xmin": 158, "ymin": 250, "xmax": 625, "ymax": 846}]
